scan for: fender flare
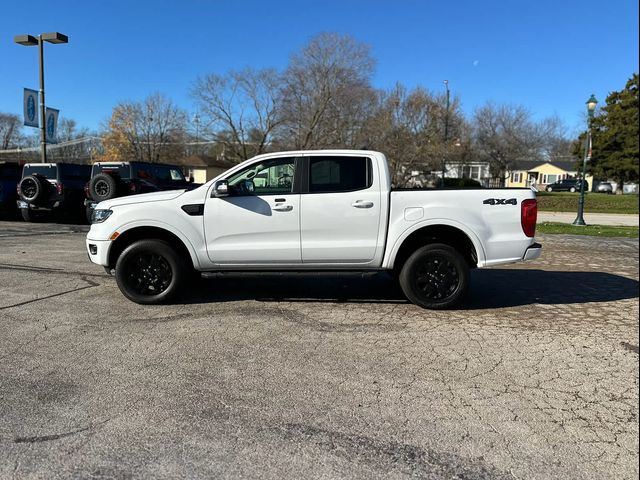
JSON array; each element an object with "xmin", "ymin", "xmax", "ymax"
[
  {"xmin": 383, "ymin": 218, "xmax": 487, "ymax": 269},
  {"xmin": 109, "ymin": 219, "xmax": 201, "ymax": 270}
]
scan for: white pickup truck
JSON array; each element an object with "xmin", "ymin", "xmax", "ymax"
[{"xmin": 86, "ymin": 150, "xmax": 541, "ymax": 308}]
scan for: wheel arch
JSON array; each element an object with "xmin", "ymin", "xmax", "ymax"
[
  {"xmin": 386, "ymin": 222, "xmax": 484, "ymax": 273},
  {"xmin": 107, "ymin": 225, "xmax": 199, "ymax": 270}
]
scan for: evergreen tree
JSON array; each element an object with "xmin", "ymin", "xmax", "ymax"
[{"xmin": 576, "ymin": 73, "xmax": 639, "ymax": 193}]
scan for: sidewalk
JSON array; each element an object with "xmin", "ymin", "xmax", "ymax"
[{"xmin": 538, "ymin": 211, "xmax": 639, "ymax": 227}]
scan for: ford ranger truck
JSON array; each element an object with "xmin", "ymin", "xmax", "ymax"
[{"xmin": 86, "ymin": 150, "xmax": 541, "ymax": 309}]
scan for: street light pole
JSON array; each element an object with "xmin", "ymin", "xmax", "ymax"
[
  {"xmin": 37, "ymin": 35, "xmax": 46, "ymax": 163},
  {"xmin": 442, "ymin": 80, "xmax": 450, "ymax": 185},
  {"xmin": 573, "ymin": 94, "xmax": 598, "ymax": 226},
  {"xmin": 14, "ymin": 32, "xmax": 69, "ymax": 163}
]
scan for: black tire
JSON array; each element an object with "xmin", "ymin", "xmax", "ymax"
[
  {"xmin": 20, "ymin": 207, "xmax": 46, "ymax": 223},
  {"xmin": 569, "ymin": 187, "xmax": 576, "ymax": 193},
  {"xmin": 546, "ymin": 186, "xmax": 553, "ymax": 192},
  {"xmin": 398, "ymin": 244, "xmax": 469, "ymax": 309},
  {"xmin": 90, "ymin": 173, "xmax": 119, "ymax": 202},
  {"xmin": 115, "ymin": 239, "xmax": 189, "ymax": 304},
  {"xmin": 19, "ymin": 175, "xmax": 47, "ymax": 203}
]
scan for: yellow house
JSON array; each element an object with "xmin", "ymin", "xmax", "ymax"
[{"xmin": 506, "ymin": 160, "xmax": 593, "ymax": 190}]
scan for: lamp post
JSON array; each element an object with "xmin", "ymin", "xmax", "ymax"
[
  {"xmin": 442, "ymin": 80, "xmax": 450, "ymax": 185},
  {"xmin": 193, "ymin": 112, "xmax": 201, "ymax": 156},
  {"xmin": 14, "ymin": 32, "xmax": 69, "ymax": 163},
  {"xmin": 573, "ymin": 94, "xmax": 598, "ymax": 226}
]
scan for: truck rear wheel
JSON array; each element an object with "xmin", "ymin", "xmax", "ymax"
[
  {"xmin": 115, "ymin": 239, "xmax": 188, "ymax": 304},
  {"xmin": 399, "ymin": 243, "xmax": 469, "ymax": 309}
]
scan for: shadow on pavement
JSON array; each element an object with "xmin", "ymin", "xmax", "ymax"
[{"xmin": 180, "ymin": 269, "xmax": 639, "ymax": 309}]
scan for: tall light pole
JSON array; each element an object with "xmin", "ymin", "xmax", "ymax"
[
  {"xmin": 14, "ymin": 32, "xmax": 69, "ymax": 163},
  {"xmin": 442, "ymin": 79, "xmax": 450, "ymax": 186},
  {"xmin": 573, "ymin": 94, "xmax": 598, "ymax": 226},
  {"xmin": 193, "ymin": 112, "xmax": 201, "ymax": 156}
]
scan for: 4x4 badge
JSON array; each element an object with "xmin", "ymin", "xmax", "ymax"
[{"xmin": 483, "ymin": 198, "xmax": 517, "ymax": 205}]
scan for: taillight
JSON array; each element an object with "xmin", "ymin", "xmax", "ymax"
[
  {"xmin": 130, "ymin": 182, "xmax": 137, "ymax": 194},
  {"xmin": 56, "ymin": 183, "xmax": 64, "ymax": 195},
  {"xmin": 521, "ymin": 199, "xmax": 537, "ymax": 237}
]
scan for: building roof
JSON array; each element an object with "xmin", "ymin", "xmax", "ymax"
[
  {"xmin": 511, "ymin": 159, "xmax": 578, "ymax": 172},
  {"xmin": 176, "ymin": 155, "xmax": 238, "ymax": 169}
]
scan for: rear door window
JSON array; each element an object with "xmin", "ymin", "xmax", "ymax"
[{"xmin": 309, "ymin": 157, "xmax": 372, "ymax": 193}]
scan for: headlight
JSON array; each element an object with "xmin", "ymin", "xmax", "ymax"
[{"xmin": 91, "ymin": 209, "xmax": 113, "ymax": 224}]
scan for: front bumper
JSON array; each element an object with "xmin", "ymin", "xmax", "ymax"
[
  {"xmin": 523, "ymin": 242, "xmax": 542, "ymax": 261},
  {"xmin": 86, "ymin": 238, "xmax": 111, "ymax": 267}
]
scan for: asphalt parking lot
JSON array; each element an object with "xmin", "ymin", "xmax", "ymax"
[{"xmin": 0, "ymin": 220, "xmax": 638, "ymax": 479}]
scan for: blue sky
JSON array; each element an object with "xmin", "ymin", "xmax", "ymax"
[{"xmin": 0, "ymin": 0, "xmax": 637, "ymax": 137}]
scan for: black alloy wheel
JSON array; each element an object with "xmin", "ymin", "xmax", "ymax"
[
  {"xmin": 94, "ymin": 179, "xmax": 111, "ymax": 198},
  {"xmin": 90, "ymin": 173, "xmax": 119, "ymax": 201},
  {"xmin": 19, "ymin": 175, "xmax": 46, "ymax": 203},
  {"xmin": 399, "ymin": 243, "xmax": 469, "ymax": 309},
  {"xmin": 115, "ymin": 239, "xmax": 188, "ymax": 304}
]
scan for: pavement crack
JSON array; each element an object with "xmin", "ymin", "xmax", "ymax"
[{"xmin": 0, "ymin": 276, "xmax": 100, "ymax": 310}]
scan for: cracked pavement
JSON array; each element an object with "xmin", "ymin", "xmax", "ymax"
[{"xmin": 0, "ymin": 220, "xmax": 638, "ymax": 479}]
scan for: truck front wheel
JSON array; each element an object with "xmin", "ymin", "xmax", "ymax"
[
  {"xmin": 115, "ymin": 239, "xmax": 188, "ymax": 304},
  {"xmin": 399, "ymin": 244, "xmax": 469, "ymax": 309}
]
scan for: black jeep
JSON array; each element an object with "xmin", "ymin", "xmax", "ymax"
[
  {"xmin": 84, "ymin": 161, "xmax": 197, "ymax": 221},
  {"xmin": 0, "ymin": 162, "xmax": 22, "ymax": 217},
  {"xmin": 17, "ymin": 163, "xmax": 92, "ymax": 222}
]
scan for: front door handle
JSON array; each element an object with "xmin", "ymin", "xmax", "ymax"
[
  {"xmin": 273, "ymin": 204, "xmax": 293, "ymax": 212},
  {"xmin": 352, "ymin": 200, "xmax": 374, "ymax": 208}
]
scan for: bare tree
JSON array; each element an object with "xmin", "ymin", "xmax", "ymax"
[
  {"xmin": 278, "ymin": 32, "xmax": 377, "ymax": 149},
  {"xmin": 362, "ymin": 84, "xmax": 467, "ymax": 186},
  {"xmin": 47, "ymin": 118, "xmax": 95, "ymax": 163},
  {"xmin": 192, "ymin": 68, "xmax": 281, "ymax": 162},
  {"xmin": 0, "ymin": 113, "xmax": 23, "ymax": 150},
  {"xmin": 101, "ymin": 93, "xmax": 187, "ymax": 162},
  {"xmin": 472, "ymin": 103, "xmax": 555, "ymax": 185}
]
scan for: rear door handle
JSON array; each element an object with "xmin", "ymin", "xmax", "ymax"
[
  {"xmin": 352, "ymin": 200, "xmax": 374, "ymax": 208},
  {"xmin": 273, "ymin": 204, "xmax": 293, "ymax": 212}
]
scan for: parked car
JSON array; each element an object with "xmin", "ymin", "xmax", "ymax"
[
  {"xmin": 545, "ymin": 178, "xmax": 589, "ymax": 193},
  {"xmin": 84, "ymin": 161, "xmax": 199, "ymax": 221},
  {"xmin": 594, "ymin": 182, "xmax": 613, "ymax": 194},
  {"xmin": 86, "ymin": 150, "xmax": 541, "ymax": 309},
  {"xmin": 0, "ymin": 162, "xmax": 22, "ymax": 217},
  {"xmin": 17, "ymin": 163, "xmax": 92, "ymax": 222}
]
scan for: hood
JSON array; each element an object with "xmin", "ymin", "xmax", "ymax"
[{"xmin": 97, "ymin": 189, "xmax": 186, "ymax": 209}]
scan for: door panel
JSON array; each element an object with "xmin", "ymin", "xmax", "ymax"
[
  {"xmin": 300, "ymin": 156, "xmax": 381, "ymax": 264},
  {"xmin": 205, "ymin": 195, "xmax": 301, "ymax": 264},
  {"xmin": 204, "ymin": 156, "xmax": 301, "ymax": 265}
]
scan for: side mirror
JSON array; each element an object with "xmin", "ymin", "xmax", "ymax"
[{"xmin": 213, "ymin": 180, "xmax": 229, "ymax": 198}]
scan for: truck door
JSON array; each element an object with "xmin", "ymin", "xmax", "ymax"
[
  {"xmin": 204, "ymin": 157, "xmax": 302, "ymax": 264},
  {"xmin": 300, "ymin": 156, "xmax": 381, "ymax": 264}
]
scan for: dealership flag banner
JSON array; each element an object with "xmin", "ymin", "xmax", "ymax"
[
  {"xmin": 45, "ymin": 107, "xmax": 59, "ymax": 144},
  {"xmin": 23, "ymin": 88, "xmax": 39, "ymax": 127}
]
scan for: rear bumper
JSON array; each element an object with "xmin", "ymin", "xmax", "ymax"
[{"xmin": 523, "ymin": 242, "xmax": 542, "ymax": 261}]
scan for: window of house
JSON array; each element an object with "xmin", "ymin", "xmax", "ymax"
[{"xmin": 309, "ymin": 157, "xmax": 371, "ymax": 193}]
